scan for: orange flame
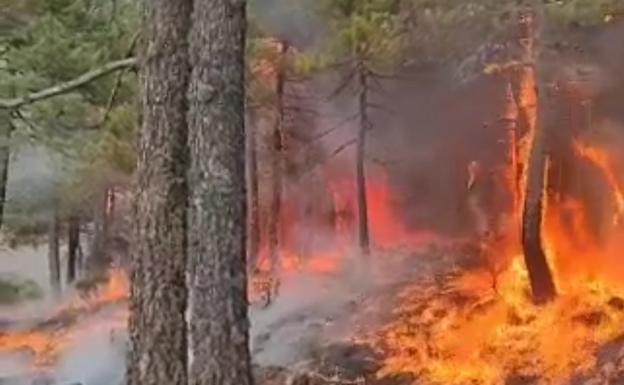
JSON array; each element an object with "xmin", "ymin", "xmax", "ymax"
[
  {"xmin": 0, "ymin": 269, "xmax": 128, "ymax": 368},
  {"xmin": 573, "ymin": 139, "xmax": 624, "ymax": 224}
]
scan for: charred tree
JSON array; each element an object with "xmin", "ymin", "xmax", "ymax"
[
  {"xmin": 67, "ymin": 214, "xmax": 80, "ymax": 284},
  {"xmin": 502, "ymin": 77, "xmax": 520, "ymax": 219},
  {"xmin": 186, "ymin": 1, "xmax": 252, "ymax": 385},
  {"xmin": 47, "ymin": 207, "xmax": 61, "ymax": 297},
  {"xmin": 515, "ymin": 8, "xmax": 556, "ymax": 303},
  {"xmin": 521, "ymin": 100, "xmax": 556, "ymax": 304},
  {"xmin": 267, "ymin": 40, "xmax": 289, "ymax": 272},
  {"xmin": 125, "ymin": 0, "xmax": 191, "ymax": 383},
  {"xmin": 356, "ymin": 61, "xmax": 371, "ymax": 256}
]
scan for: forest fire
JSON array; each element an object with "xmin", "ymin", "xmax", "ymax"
[
  {"xmin": 6, "ymin": 132, "xmax": 624, "ymax": 385},
  {"xmin": 252, "ymin": 168, "xmax": 442, "ymax": 275},
  {"xmin": 357, "ymin": 130, "xmax": 624, "ymax": 384},
  {"xmin": 573, "ymin": 140, "xmax": 624, "ymax": 225},
  {"xmin": 0, "ymin": 269, "xmax": 128, "ymax": 369}
]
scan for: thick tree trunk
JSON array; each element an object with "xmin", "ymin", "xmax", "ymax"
[
  {"xmin": 125, "ymin": 0, "xmax": 191, "ymax": 383},
  {"xmin": 186, "ymin": 1, "xmax": 252, "ymax": 384},
  {"xmin": 67, "ymin": 215, "xmax": 80, "ymax": 284},
  {"xmin": 47, "ymin": 208, "xmax": 61, "ymax": 297},
  {"xmin": 356, "ymin": 63, "xmax": 371, "ymax": 256},
  {"xmin": 246, "ymin": 109, "xmax": 260, "ymax": 271},
  {"xmin": 267, "ymin": 41, "xmax": 288, "ymax": 273},
  {"xmin": 516, "ymin": 9, "xmax": 556, "ymax": 303}
]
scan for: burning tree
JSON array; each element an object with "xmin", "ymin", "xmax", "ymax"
[{"xmin": 314, "ymin": 0, "xmax": 405, "ymax": 256}]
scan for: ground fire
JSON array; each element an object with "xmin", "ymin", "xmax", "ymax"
[{"xmin": 6, "ymin": 119, "xmax": 624, "ymax": 384}]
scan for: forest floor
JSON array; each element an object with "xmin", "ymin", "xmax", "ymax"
[{"xmin": 4, "ymin": 243, "xmax": 624, "ymax": 385}]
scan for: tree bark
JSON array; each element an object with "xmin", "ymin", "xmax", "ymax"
[
  {"xmin": 89, "ymin": 189, "xmax": 110, "ymax": 273},
  {"xmin": 246, "ymin": 108, "xmax": 260, "ymax": 271},
  {"xmin": 356, "ymin": 62, "xmax": 371, "ymax": 256},
  {"xmin": 67, "ymin": 215, "xmax": 80, "ymax": 284},
  {"xmin": 521, "ymin": 100, "xmax": 556, "ymax": 303},
  {"xmin": 502, "ymin": 76, "xmax": 519, "ymax": 219},
  {"xmin": 47, "ymin": 207, "xmax": 61, "ymax": 297},
  {"xmin": 516, "ymin": 9, "xmax": 556, "ymax": 303},
  {"xmin": 0, "ymin": 113, "xmax": 13, "ymax": 229},
  {"xmin": 125, "ymin": 0, "xmax": 191, "ymax": 383},
  {"xmin": 186, "ymin": 1, "xmax": 252, "ymax": 385},
  {"xmin": 267, "ymin": 40, "xmax": 288, "ymax": 273}
]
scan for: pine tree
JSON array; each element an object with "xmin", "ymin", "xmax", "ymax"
[
  {"xmin": 316, "ymin": 0, "xmax": 404, "ymax": 256},
  {"xmin": 186, "ymin": 0, "xmax": 253, "ymax": 384},
  {"xmin": 125, "ymin": 0, "xmax": 190, "ymax": 384}
]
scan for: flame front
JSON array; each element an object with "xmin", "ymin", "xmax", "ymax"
[{"xmin": 0, "ymin": 269, "xmax": 129, "ymax": 369}]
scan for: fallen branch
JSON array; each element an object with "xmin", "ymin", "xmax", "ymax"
[{"xmin": 0, "ymin": 57, "xmax": 137, "ymax": 110}]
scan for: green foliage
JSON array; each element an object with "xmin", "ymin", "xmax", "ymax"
[
  {"xmin": 545, "ymin": 0, "xmax": 623, "ymax": 28},
  {"xmin": 395, "ymin": 0, "xmax": 622, "ymax": 79},
  {"xmin": 318, "ymin": 0, "xmax": 404, "ymax": 69},
  {"xmin": 0, "ymin": 0, "xmax": 139, "ymax": 242},
  {"xmin": 0, "ymin": 273, "xmax": 42, "ymax": 304},
  {"xmin": 248, "ymin": 0, "xmax": 319, "ymax": 43}
]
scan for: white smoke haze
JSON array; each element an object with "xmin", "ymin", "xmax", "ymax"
[{"xmin": 0, "ymin": 244, "xmax": 444, "ymax": 385}]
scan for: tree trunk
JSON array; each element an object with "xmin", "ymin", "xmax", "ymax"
[
  {"xmin": 107, "ymin": 186, "xmax": 116, "ymax": 225},
  {"xmin": 521, "ymin": 101, "xmax": 556, "ymax": 303},
  {"xmin": 502, "ymin": 77, "xmax": 519, "ymax": 219},
  {"xmin": 67, "ymin": 215, "xmax": 80, "ymax": 284},
  {"xmin": 0, "ymin": 113, "xmax": 13, "ymax": 229},
  {"xmin": 516, "ymin": 8, "xmax": 556, "ymax": 303},
  {"xmin": 246, "ymin": 108, "xmax": 260, "ymax": 271},
  {"xmin": 267, "ymin": 41, "xmax": 288, "ymax": 273},
  {"xmin": 47, "ymin": 208, "xmax": 61, "ymax": 297},
  {"xmin": 89, "ymin": 189, "xmax": 110, "ymax": 272},
  {"xmin": 125, "ymin": 0, "xmax": 191, "ymax": 383},
  {"xmin": 356, "ymin": 62, "xmax": 371, "ymax": 256},
  {"xmin": 186, "ymin": 1, "xmax": 252, "ymax": 385}
]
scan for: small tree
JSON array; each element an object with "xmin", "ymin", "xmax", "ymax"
[{"xmin": 316, "ymin": 0, "xmax": 404, "ymax": 256}]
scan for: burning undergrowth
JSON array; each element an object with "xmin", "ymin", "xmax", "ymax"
[
  {"xmin": 359, "ymin": 258, "xmax": 624, "ymax": 385},
  {"xmin": 0, "ymin": 269, "xmax": 129, "ymax": 382},
  {"xmin": 5, "ymin": 240, "xmax": 624, "ymax": 385},
  {"xmin": 5, "ymin": 142, "xmax": 624, "ymax": 385}
]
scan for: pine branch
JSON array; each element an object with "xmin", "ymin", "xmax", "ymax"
[
  {"xmin": 326, "ymin": 68, "xmax": 357, "ymax": 101},
  {"xmin": 0, "ymin": 58, "xmax": 138, "ymax": 110},
  {"xmin": 90, "ymin": 32, "xmax": 141, "ymax": 128},
  {"xmin": 300, "ymin": 114, "xmax": 357, "ymax": 144},
  {"xmin": 295, "ymin": 138, "xmax": 356, "ymax": 181}
]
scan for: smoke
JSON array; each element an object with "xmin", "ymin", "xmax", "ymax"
[
  {"xmin": 54, "ymin": 328, "xmax": 126, "ymax": 385},
  {"xmin": 250, "ymin": 247, "xmax": 441, "ymax": 367},
  {"xmin": 0, "ymin": 244, "xmax": 444, "ymax": 385},
  {"xmin": 249, "ymin": 0, "xmax": 323, "ymax": 47}
]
